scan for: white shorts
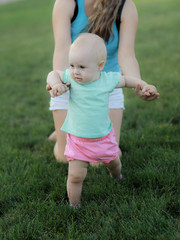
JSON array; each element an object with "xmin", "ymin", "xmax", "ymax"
[{"xmin": 49, "ymin": 88, "xmax": 125, "ymax": 110}]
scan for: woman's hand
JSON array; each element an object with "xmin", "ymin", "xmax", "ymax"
[
  {"xmin": 46, "ymin": 84, "xmax": 54, "ymax": 98},
  {"xmin": 134, "ymin": 84, "xmax": 159, "ymax": 101}
]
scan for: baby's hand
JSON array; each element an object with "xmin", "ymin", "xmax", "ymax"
[
  {"xmin": 51, "ymin": 82, "xmax": 70, "ymax": 98},
  {"xmin": 46, "ymin": 70, "xmax": 70, "ymax": 97},
  {"xmin": 135, "ymin": 84, "xmax": 159, "ymax": 101}
]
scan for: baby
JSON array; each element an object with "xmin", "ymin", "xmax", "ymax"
[{"xmin": 47, "ymin": 33, "xmax": 159, "ymax": 208}]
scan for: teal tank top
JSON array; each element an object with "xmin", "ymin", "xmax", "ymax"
[{"xmin": 71, "ymin": 0, "xmax": 121, "ymax": 73}]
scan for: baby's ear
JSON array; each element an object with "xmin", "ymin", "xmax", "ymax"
[{"xmin": 98, "ymin": 61, "xmax": 105, "ymax": 72}]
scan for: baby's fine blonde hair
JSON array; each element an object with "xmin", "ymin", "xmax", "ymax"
[{"xmin": 70, "ymin": 33, "xmax": 107, "ymax": 64}]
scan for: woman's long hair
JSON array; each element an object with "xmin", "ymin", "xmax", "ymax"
[{"xmin": 88, "ymin": 0, "xmax": 122, "ymax": 43}]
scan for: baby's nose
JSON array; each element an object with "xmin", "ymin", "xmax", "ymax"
[{"xmin": 74, "ymin": 68, "xmax": 80, "ymax": 74}]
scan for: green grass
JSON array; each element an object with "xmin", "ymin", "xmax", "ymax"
[{"xmin": 0, "ymin": 0, "xmax": 179, "ymax": 239}]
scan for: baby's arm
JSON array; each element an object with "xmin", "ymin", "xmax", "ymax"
[
  {"xmin": 46, "ymin": 70, "xmax": 70, "ymax": 98},
  {"xmin": 116, "ymin": 76, "xmax": 159, "ymax": 99}
]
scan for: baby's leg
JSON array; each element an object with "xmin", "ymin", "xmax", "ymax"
[
  {"xmin": 67, "ymin": 160, "xmax": 89, "ymax": 207},
  {"xmin": 103, "ymin": 156, "xmax": 122, "ymax": 178}
]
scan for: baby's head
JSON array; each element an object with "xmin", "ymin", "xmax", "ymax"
[{"xmin": 69, "ymin": 33, "xmax": 107, "ymax": 84}]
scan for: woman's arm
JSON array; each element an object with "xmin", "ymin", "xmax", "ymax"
[
  {"xmin": 52, "ymin": 0, "xmax": 75, "ymax": 70},
  {"xmin": 46, "ymin": 0, "xmax": 75, "ymax": 95},
  {"xmin": 118, "ymin": 0, "xmax": 158, "ymax": 100},
  {"xmin": 118, "ymin": 0, "xmax": 140, "ymax": 77}
]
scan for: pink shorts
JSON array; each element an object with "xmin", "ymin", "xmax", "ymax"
[{"xmin": 64, "ymin": 128, "xmax": 119, "ymax": 163}]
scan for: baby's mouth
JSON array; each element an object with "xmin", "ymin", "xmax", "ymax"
[{"xmin": 75, "ymin": 76, "xmax": 82, "ymax": 82}]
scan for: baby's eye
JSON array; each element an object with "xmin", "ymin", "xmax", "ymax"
[
  {"xmin": 80, "ymin": 65, "xmax": 85, "ymax": 69},
  {"xmin": 70, "ymin": 64, "xmax": 74, "ymax": 68}
]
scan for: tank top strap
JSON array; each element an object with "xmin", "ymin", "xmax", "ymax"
[
  {"xmin": 71, "ymin": 0, "xmax": 88, "ymax": 23},
  {"xmin": 116, "ymin": 0, "xmax": 126, "ymax": 32}
]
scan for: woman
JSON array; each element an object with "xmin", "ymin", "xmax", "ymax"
[{"xmin": 47, "ymin": 0, "xmax": 158, "ymax": 163}]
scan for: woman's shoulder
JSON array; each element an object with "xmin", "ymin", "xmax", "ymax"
[
  {"xmin": 53, "ymin": 0, "xmax": 76, "ymax": 18},
  {"xmin": 121, "ymin": 0, "xmax": 138, "ymax": 21},
  {"xmin": 54, "ymin": 0, "xmax": 75, "ymax": 7}
]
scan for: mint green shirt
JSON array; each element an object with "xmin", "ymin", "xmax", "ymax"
[{"xmin": 61, "ymin": 69, "xmax": 120, "ymax": 138}]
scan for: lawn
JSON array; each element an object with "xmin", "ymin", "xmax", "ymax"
[{"xmin": 0, "ymin": 0, "xmax": 179, "ymax": 239}]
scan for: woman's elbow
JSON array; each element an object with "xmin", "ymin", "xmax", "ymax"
[{"xmin": 119, "ymin": 53, "xmax": 138, "ymax": 67}]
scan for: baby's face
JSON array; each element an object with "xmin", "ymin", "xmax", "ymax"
[{"xmin": 69, "ymin": 46, "xmax": 100, "ymax": 84}]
